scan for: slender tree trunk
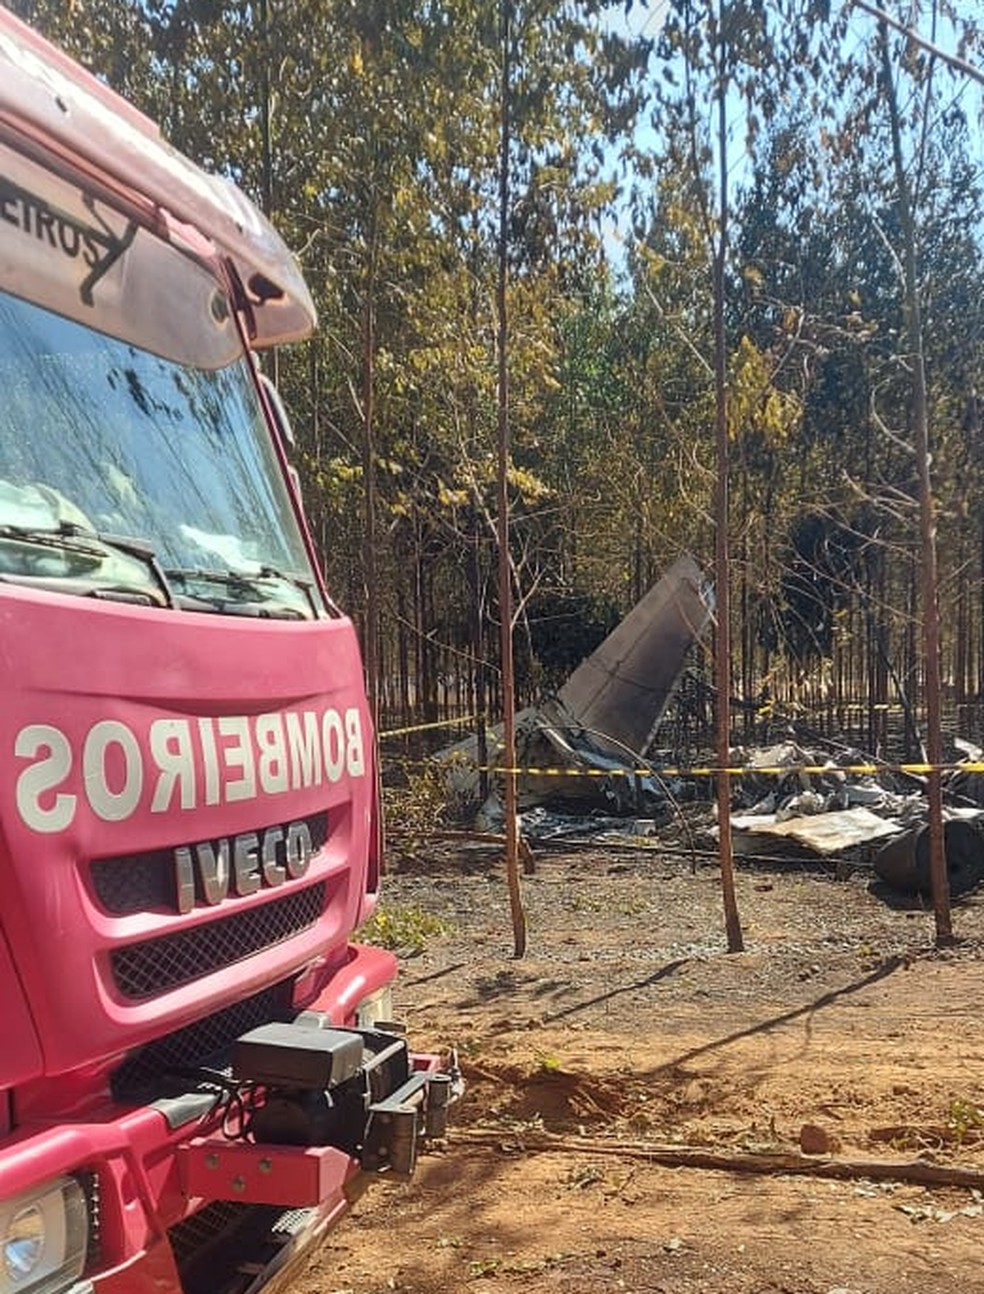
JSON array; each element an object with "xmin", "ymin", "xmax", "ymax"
[
  {"xmin": 421, "ymin": 552, "xmax": 436, "ymax": 723},
  {"xmin": 879, "ymin": 21, "xmax": 952, "ymax": 945},
  {"xmin": 466, "ymin": 245, "xmax": 489, "ymax": 806},
  {"xmin": 413, "ymin": 526, "xmax": 425, "ymax": 741},
  {"xmin": 712, "ymin": 0, "xmax": 743, "ymax": 954},
  {"xmin": 739, "ymin": 471, "xmax": 750, "ymax": 741},
  {"xmin": 397, "ymin": 576, "xmax": 410, "ymax": 728},
  {"xmin": 361, "ymin": 236, "xmax": 380, "ymax": 727},
  {"xmin": 496, "ymin": 0, "xmax": 526, "ymax": 958},
  {"xmin": 979, "ymin": 516, "xmax": 984, "ymax": 713},
  {"xmin": 956, "ymin": 543, "xmax": 967, "ymax": 721}
]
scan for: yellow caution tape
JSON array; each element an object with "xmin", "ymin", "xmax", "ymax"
[{"xmin": 399, "ymin": 759, "xmax": 984, "ymax": 779}]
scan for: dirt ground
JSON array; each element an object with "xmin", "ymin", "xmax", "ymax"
[{"xmin": 293, "ymin": 838, "xmax": 984, "ymax": 1293}]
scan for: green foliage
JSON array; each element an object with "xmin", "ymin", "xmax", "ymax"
[
  {"xmin": 383, "ymin": 757, "xmax": 460, "ymax": 840},
  {"xmin": 778, "ymin": 512, "xmax": 867, "ymax": 662},
  {"xmin": 947, "ymin": 1099, "xmax": 984, "ymax": 1146},
  {"xmin": 357, "ymin": 902, "xmax": 451, "ymax": 956},
  {"xmin": 525, "ymin": 589, "xmax": 620, "ymax": 691}
]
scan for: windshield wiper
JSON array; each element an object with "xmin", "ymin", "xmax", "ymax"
[
  {"xmin": 162, "ymin": 565, "xmax": 316, "ymax": 620},
  {"xmin": 0, "ymin": 521, "xmax": 173, "ymax": 605},
  {"xmin": 0, "ymin": 524, "xmax": 316, "ymax": 619},
  {"xmin": 0, "ymin": 521, "xmax": 105, "ymax": 556}
]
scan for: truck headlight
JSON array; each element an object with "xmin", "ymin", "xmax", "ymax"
[
  {"xmin": 4, "ymin": 1203, "xmax": 43, "ymax": 1279},
  {"xmin": 0, "ymin": 1178, "xmax": 87, "ymax": 1294},
  {"xmin": 355, "ymin": 984, "xmax": 394, "ymax": 1030}
]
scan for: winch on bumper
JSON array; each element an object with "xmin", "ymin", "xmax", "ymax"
[{"xmin": 178, "ymin": 1013, "xmax": 461, "ymax": 1206}]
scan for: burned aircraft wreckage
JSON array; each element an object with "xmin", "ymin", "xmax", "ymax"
[
  {"xmin": 440, "ymin": 555, "xmax": 984, "ymax": 897},
  {"xmin": 443, "ymin": 554, "xmax": 713, "ymax": 818}
]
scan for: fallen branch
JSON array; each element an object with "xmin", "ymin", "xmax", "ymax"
[
  {"xmin": 389, "ymin": 827, "xmax": 537, "ymax": 875},
  {"xmin": 388, "ymin": 826, "xmax": 831, "ymax": 871},
  {"xmin": 451, "ymin": 1127, "xmax": 984, "ymax": 1190}
]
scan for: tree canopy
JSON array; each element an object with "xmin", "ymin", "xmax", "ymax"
[{"xmin": 11, "ymin": 0, "xmax": 984, "ymax": 760}]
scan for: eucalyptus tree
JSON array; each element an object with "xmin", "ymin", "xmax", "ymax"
[
  {"xmin": 819, "ymin": 0, "xmax": 984, "ymax": 943},
  {"xmin": 732, "ymin": 114, "xmax": 883, "ymax": 738},
  {"xmin": 478, "ymin": 0, "xmax": 647, "ymax": 955},
  {"xmin": 626, "ymin": 0, "xmax": 832, "ymax": 953},
  {"xmin": 724, "ymin": 2, "xmax": 983, "ymax": 943}
]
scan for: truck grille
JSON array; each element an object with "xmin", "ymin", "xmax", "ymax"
[
  {"xmin": 110, "ymin": 883, "xmax": 327, "ymax": 998},
  {"xmin": 90, "ymin": 811, "xmax": 330, "ymax": 915}
]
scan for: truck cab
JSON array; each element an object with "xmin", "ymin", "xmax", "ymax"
[{"xmin": 0, "ymin": 11, "xmax": 451, "ymax": 1294}]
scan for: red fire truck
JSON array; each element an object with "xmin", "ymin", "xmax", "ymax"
[{"xmin": 0, "ymin": 10, "xmax": 454, "ymax": 1293}]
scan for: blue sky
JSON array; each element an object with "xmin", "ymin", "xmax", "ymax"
[{"xmin": 600, "ymin": 0, "xmax": 984, "ymax": 269}]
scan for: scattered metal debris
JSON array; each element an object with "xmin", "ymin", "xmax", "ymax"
[
  {"xmin": 731, "ymin": 807, "xmax": 902, "ymax": 857},
  {"xmin": 435, "ymin": 555, "xmax": 984, "ymax": 894},
  {"xmin": 873, "ymin": 816, "xmax": 984, "ymax": 897}
]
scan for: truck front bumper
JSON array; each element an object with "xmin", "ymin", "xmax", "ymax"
[{"xmin": 1, "ymin": 945, "xmax": 461, "ymax": 1294}]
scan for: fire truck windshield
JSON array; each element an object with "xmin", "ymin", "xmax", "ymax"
[{"xmin": 0, "ymin": 289, "xmax": 324, "ymax": 616}]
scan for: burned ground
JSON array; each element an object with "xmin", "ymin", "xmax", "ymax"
[{"xmin": 293, "ymin": 842, "xmax": 984, "ymax": 1294}]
